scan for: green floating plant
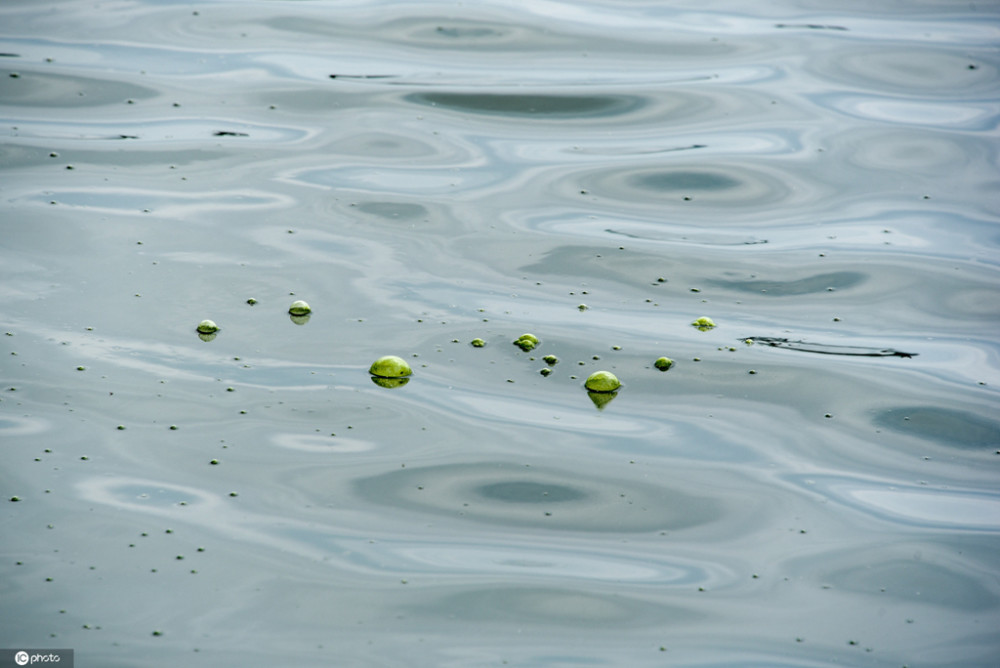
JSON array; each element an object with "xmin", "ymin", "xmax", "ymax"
[
  {"xmin": 369, "ymin": 355, "xmax": 413, "ymax": 378},
  {"xmin": 585, "ymin": 370, "xmax": 621, "ymax": 393},
  {"xmin": 513, "ymin": 333, "xmax": 539, "ymax": 352},
  {"xmin": 288, "ymin": 300, "xmax": 311, "ymax": 316}
]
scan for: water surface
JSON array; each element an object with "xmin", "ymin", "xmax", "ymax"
[{"xmin": 2, "ymin": 1, "xmax": 999, "ymax": 666}]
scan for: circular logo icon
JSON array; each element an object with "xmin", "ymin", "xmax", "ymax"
[{"xmin": 15, "ymin": 651, "xmax": 30, "ymax": 666}]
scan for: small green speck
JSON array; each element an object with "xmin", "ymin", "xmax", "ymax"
[
  {"xmin": 539, "ymin": 368, "xmax": 552, "ymax": 376},
  {"xmin": 117, "ymin": 425, "xmax": 125, "ymax": 430}
]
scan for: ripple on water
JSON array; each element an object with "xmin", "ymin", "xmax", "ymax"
[
  {"xmin": 705, "ymin": 271, "xmax": 867, "ymax": 296},
  {"xmin": 0, "ymin": 71, "xmax": 158, "ymax": 107},
  {"xmin": 347, "ymin": 461, "xmax": 722, "ymax": 533},
  {"xmin": 405, "ymin": 91, "xmax": 644, "ymax": 119},
  {"xmin": 787, "ymin": 541, "xmax": 1000, "ymax": 612},
  {"xmin": 577, "ymin": 161, "xmax": 803, "ymax": 211},
  {"xmin": 810, "ymin": 48, "xmax": 997, "ymax": 98},
  {"xmin": 414, "ymin": 586, "xmax": 701, "ymax": 627},
  {"xmin": 872, "ymin": 406, "xmax": 1000, "ymax": 450}
]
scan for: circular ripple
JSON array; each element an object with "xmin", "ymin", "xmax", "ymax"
[{"xmin": 349, "ymin": 461, "xmax": 721, "ymax": 532}]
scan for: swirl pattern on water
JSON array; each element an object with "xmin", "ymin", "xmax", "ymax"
[{"xmin": 1, "ymin": 1, "xmax": 999, "ymax": 666}]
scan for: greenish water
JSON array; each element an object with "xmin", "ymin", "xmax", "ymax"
[{"xmin": 1, "ymin": 1, "xmax": 999, "ymax": 666}]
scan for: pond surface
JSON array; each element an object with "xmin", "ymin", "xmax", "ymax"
[{"xmin": 2, "ymin": 1, "xmax": 999, "ymax": 666}]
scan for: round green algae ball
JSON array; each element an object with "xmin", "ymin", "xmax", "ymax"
[
  {"xmin": 369, "ymin": 355, "xmax": 413, "ymax": 378},
  {"xmin": 514, "ymin": 333, "xmax": 539, "ymax": 352},
  {"xmin": 196, "ymin": 319, "xmax": 219, "ymax": 334},
  {"xmin": 654, "ymin": 357, "xmax": 674, "ymax": 371},
  {"xmin": 470, "ymin": 338, "xmax": 486, "ymax": 348},
  {"xmin": 691, "ymin": 316, "xmax": 716, "ymax": 329},
  {"xmin": 288, "ymin": 300, "xmax": 311, "ymax": 316},
  {"xmin": 585, "ymin": 370, "xmax": 621, "ymax": 393}
]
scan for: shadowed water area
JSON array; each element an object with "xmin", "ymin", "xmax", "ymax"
[{"xmin": 1, "ymin": 1, "xmax": 999, "ymax": 666}]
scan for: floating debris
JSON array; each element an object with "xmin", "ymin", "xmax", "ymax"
[
  {"xmin": 742, "ymin": 336, "xmax": 917, "ymax": 358},
  {"xmin": 369, "ymin": 355, "xmax": 413, "ymax": 388},
  {"xmin": 584, "ymin": 371, "xmax": 620, "ymax": 410},
  {"xmin": 470, "ymin": 338, "xmax": 486, "ymax": 348},
  {"xmin": 691, "ymin": 317, "xmax": 716, "ymax": 330},
  {"xmin": 654, "ymin": 357, "xmax": 674, "ymax": 371},
  {"xmin": 370, "ymin": 355, "xmax": 412, "ymax": 377},
  {"xmin": 288, "ymin": 300, "xmax": 312, "ymax": 325},
  {"xmin": 585, "ymin": 370, "xmax": 621, "ymax": 393},
  {"xmin": 196, "ymin": 320, "xmax": 219, "ymax": 341},
  {"xmin": 288, "ymin": 300, "xmax": 311, "ymax": 316},
  {"xmin": 196, "ymin": 319, "xmax": 219, "ymax": 334},
  {"xmin": 514, "ymin": 333, "xmax": 539, "ymax": 352}
]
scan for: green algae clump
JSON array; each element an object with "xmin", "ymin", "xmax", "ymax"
[
  {"xmin": 691, "ymin": 316, "xmax": 716, "ymax": 331},
  {"xmin": 288, "ymin": 300, "xmax": 312, "ymax": 316},
  {"xmin": 514, "ymin": 333, "xmax": 539, "ymax": 352},
  {"xmin": 585, "ymin": 370, "xmax": 621, "ymax": 393},
  {"xmin": 196, "ymin": 319, "xmax": 219, "ymax": 334},
  {"xmin": 196, "ymin": 320, "xmax": 220, "ymax": 341},
  {"xmin": 654, "ymin": 357, "xmax": 674, "ymax": 371},
  {"xmin": 542, "ymin": 354, "xmax": 559, "ymax": 365},
  {"xmin": 369, "ymin": 355, "xmax": 413, "ymax": 379},
  {"xmin": 470, "ymin": 338, "xmax": 486, "ymax": 348}
]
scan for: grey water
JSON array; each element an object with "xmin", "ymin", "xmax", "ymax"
[{"xmin": 2, "ymin": 1, "xmax": 999, "ymax": 666}]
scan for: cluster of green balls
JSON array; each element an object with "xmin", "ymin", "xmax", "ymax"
[{"xmin": 195, "ymin": 305, "xmax": 717, "ymax": 404}]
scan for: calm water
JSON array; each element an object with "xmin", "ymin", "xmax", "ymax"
[{"xmin": 2, "ymin": 1, "xmax": 999, "ymax": 666}]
